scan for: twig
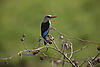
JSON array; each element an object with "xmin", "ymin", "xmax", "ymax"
[
  {"xmin": 69, "ymin": 42, "xmax": 73, "ymax": 59},
  {"xmin": 51, "ymin": 40, "xmax": 76, "ymax": 67},
  {"xmin": 62, "ymin": 57, "xmax": 65, "ymax": 67},
  {"xmin": 0, "ymin": 46, "xmax": 75, "ymax": 67},
  {"xmin": 79, "ymin": 60, "xmax": 87, "ymax": 67},
  {"xmin": 52, "ymin": 40, "xmax": 60, "ymax": 51},
  {"xmin": 22, "ymin": 41, "xmax": 27, "ymax": 50},
  {"xmin": 0, "ymin": 50, "xmax": 28, "ymax": 61},
  {"xmin": 67, "ymin": 45, "xmax": 88, "ymax": 55},
  {"xmin": 92, "ymin": 52, "xmax": 100, "ymax": 61},
  {"xmin": 62, "ymin": 42, "xmax": 65, "ymax": 67},
  {"xmin": 88, "ymin": 61, "xmax": 92, "ymax": 67},
  {"xmin": 52, "ymin": 27, "xmax": 100, "ymax": 45},
  {"xmin": 79, "ymin": 58, "xmax": 90, "ymax": 67},
  {"xmin": 23, "ymin": 53, "xmax": 69, "ymax": 63},
  {"xmin": 21, "ymin": 33, "xmax": 27, "ymax": 50},
  {"xmin": 52, "ymin": 39, "xmax": 76, "ymax": 66}
]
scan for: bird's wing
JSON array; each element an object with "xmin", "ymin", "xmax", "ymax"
[
  {"xmin": 42, "ymin": 28, "xmax": 49, "ymax": 37},
  {"xmin": 41, "ymin": 22, "xmax": 50, "ymax": 37}
]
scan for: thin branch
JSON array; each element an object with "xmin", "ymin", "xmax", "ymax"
[
  {"xmin": 52, "ymin": 27, "xmax": 100, "ymax": 45},
  {"xmin": 79, "ymin": 60, "xmax": 87, "ymax": 67},
  {"xmin": 21, "ymin": 33, "xmax": 27, "ymax": 50},
  {"xmin": 0, "ymin": 50, "xmax": 28, "ymax": 61},
  {"xmin": 52, "ymin": 40, "xmax": 60, "ymax": 51},
  {"xmin": 87, "ymin": 60, "xmax": 93, "ymax": 67},
  {"xmin": 23, "ymin": 53, "xmax": 69, "ymax": 63},
  {"xmin": 69, "ymin": 42, "xmax": 73, "ymax": 59},
  {"xmin": 67, "ymin": 45, "xmax": 88, "ymax": 55},
  {"xmin": 0, "ymin": 47, "xmax": 52, "ymax": 61},
  {"xmin": 92, "ymin": 52, "xmax": 100, "ymax": 61},
  {"xmin": 52, "ymin": 39, "xmax": 76, "ymax": 67},
  {"xmin": 0, "ymin": 46, "xmax": 76, "ymax": 67},
  {"xmin": 62, "ymin": 57, "xmax": 65, "ymax": 67},
  {"xmin": 62, "ymin": 42, "xmax": 65, "ymax": 67},
  {"xmin": 79, "ymin": 59, "xmax": 88, "ymax": 67},
  {"xmin": 22, "ymin": 41, "xmax": 27, "ymax": 50},
  {"xmin": 79, "ymin": 58, "xmax": 93, "ymax": 67}
]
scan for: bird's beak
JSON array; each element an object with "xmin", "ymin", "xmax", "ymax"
[{"xmin": 50, "ymin": 16, "xmax": 57, "ymax": 18}]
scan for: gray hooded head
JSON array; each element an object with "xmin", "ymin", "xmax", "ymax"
[{"xmin": 42, "ymin": 15, "xmax": 52, "ymax": 23}]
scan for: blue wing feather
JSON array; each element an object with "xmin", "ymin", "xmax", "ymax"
[
  {"xmin": 43, "ymin": 28, "xmax": 49, "ymax": 45},
  {"xmin": 44, "ymin": 36, "xmax": 47, "ymax": 45},
  {"xmin": 43, "ymin": 28, "xmax": 49, "ymax": 37}
]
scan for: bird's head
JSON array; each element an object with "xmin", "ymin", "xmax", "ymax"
[{"xmin": 43, "ymin": 15, "xmax": 56, "ymax": 23}]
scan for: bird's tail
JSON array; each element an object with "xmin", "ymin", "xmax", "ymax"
[{"xmin": 44, "ymin": 36, "xmax": 47, "ymax": 45}]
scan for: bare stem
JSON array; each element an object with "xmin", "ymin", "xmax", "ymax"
[
  {"xmin": 0, "ymin": 46, "xmax": 76, "ymax": 67},
  {"xmin": 67, "ymin": 45, "xmax": 88, "ymax": 55},
  {"xmin": 92, "ymin": 52, "xmax": 100, "ymax": 61},
  {"xmin": 52, "ymin": 27, "xmax": 100, "ymax": 45},
  {"xmin": 69, "ymin": 42, "xmax": 73, "ymax": 59}
]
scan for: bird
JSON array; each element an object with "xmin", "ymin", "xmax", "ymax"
[{"xmin": 41, "ymin": 15, "xmax": 56, "ymax": 45}]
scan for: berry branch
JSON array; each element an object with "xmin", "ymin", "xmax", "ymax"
[{"xmin": 0, "ymin": 27, "xmax": 100, "ymax": 67}]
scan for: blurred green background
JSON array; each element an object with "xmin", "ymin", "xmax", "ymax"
[{"xmin": 0, "ymin": 0, "xmax": 100, "ymax": 67}]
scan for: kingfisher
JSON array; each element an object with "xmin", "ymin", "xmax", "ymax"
[{"xmin": 41, "ymin": 15, "xmax": 56, "ymax": 45}]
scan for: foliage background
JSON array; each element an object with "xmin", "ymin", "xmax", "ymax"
[{"xmin": 0, "ymin": 0, "xmax": 100, "ymax": 67}]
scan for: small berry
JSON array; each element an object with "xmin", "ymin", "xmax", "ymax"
[
  {"xmin": 28, "ymin": 50, "xmax": 31, "ymax": 52},
  {"xmin": 38, "ymin": 38, "xmax": 41, "ymax": 42},
  {"xmin": 4, "ymin": 61, "xmax": 8, "ymax": 64},
  {"xmin": 59, "ymin": 36, "xmax": 63, "ymax": 39},
  {"xmin": 21, "ymin": 38, "xmax": 24, "ymax": 42},
  {"xmin": 97, "ymin": 58, "xmax": 100, "ymax": 63},
  {"xmin": 19, "ymin": 53, "xmax": 22, "ymax": 56},
  {"xmin": 40, "ymin": 55, "xmax": 44, "ymax": 60},
  {"xmin": 50, "ymin": 37, "xmax": 54, "ymax": 41},
  {"xmin": 32, "ymin": 50, "xmax": 40, "ymax": 55},
  {"xmin": 92, "ymin": 60, "xmax": 98, "ymax": 65},
  {"xmin": 49, "ymin": 40, "xmax": 52, "ymax": 44},
  {"xmin": 97, "ymin": 45, "xmax": 100, "ymax": 51},
  {"xmin": 72, "ymin": 59, "xmax": 78, "ymax": 66}
]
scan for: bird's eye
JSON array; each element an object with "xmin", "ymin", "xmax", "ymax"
[{"xmin": 46, "ymin": 16, "xmax": 50, "ymax": 18}]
